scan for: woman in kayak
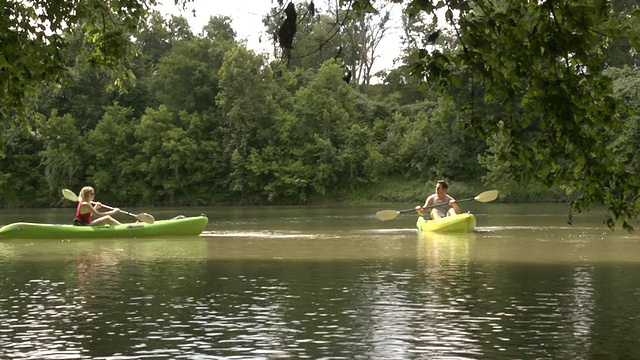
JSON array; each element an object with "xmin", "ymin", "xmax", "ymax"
[
  {"xmin": 415, "ymin": 180, "xmax": 461, "ymax": 219},
  {"xmin": 74, "ymin": 186, "xmax": 122, "ymax": 226}
]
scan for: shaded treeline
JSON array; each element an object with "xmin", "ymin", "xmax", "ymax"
[{"xmin": 1, "ymin": 11, "xmax": 639, "ymax": 208}]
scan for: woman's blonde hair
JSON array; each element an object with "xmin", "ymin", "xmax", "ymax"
[{"xmin": 78, "ymin": 186, "xmax": 95, "ymax": 201}]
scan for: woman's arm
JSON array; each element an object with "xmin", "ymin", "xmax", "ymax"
[{"xmin": 82, "ymin": 202, "xmax": 117, "ymax": 217}]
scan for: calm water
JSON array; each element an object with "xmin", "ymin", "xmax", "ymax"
[{"xmin": 1, "ymin": 202, "xmax": 640, "ymax": 359}]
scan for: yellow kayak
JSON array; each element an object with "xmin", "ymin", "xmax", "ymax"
[{"xmin": 416, "ymin": 213, "xmax": 476, "ymax": 233}]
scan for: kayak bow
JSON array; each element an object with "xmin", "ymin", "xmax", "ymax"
[{"xmin": 416, "ymin": 213, "xmax": 476, "ymax": 233}]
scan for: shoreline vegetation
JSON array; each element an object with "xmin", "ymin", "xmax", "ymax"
[
  {"xmin": 2, "ymin": 178, "xmax": 570, "ymax": 210},
  {"xmin": 340, "ymin": 178, "xmax": 571, "ymax": 205},
  {"xmin": 4, "ymin": 3, "xmax": 639, "ymax": 231}
]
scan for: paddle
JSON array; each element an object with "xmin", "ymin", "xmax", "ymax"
[
  {"xmin": 62, "ymin": 189, "xmax": 155, "ymax": 224},
  {"xmin": 376, "ymin": 189, "xmax": 499, "ymax": 221}
]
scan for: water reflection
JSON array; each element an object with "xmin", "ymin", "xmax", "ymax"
[
  {"xmin": 1, "ymin": 205, "xmax": 640, "ymax": 358},
  {"xmin": 566, "ymin": 266, "xmax": 594, "ymax": 358},
  {"xmin": 0, "ymin": 278, "xmax": 86, "ymax": 358},
  {"xmin": 418, "ymin": 232, "xmax": 476, "ymax": 263},
  {"xmin": 75, "ymin": 245, "xmax": 122, "ymax": 307},
  {"xmin": 412, "ymin": 232, "xmax": 485, "ymax": 357}
]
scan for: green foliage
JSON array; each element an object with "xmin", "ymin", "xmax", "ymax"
[
  {"xmin": 289, "ymin": 62, "xmax": 373, "ymax": 194},
  {"xmin": 134, "ymin": 105, "xmax": 191, "ymax": 204},
  {"xmin": 217, "ymin": 46, "xmax": 280, "ymax": 200},
  {"xmin": 180, "ymin": 112, "xmax": 233, "ymax": 205},
  {"xmin": 1, "ymin": 0, "xmax": 189, "ymax": 153},
  {"xmin": 604, "ymin": 66, "xmax": 640, "ymax": 177},
  {"xmin": 477, "ymin": 123, "xmax": 513, "ymax": 192},
  {"xmin": 6, "ymin": 3, "xmax": 406, "ymax": 208},
  {"xmin": 425, "ymin": 100, "xmax": 486, "ymax": 181},
  {"xmin": 38, "ymin": 59, "xmax": 116, "ymax": 129},
  {"xmin": 0, "ymin": 127, "xmax": 47, "ymax": 207},
  {"xmin": 5, "ymin": 0, "xmax": 640, "ymax": 233},
  {"xmin": 151, "ymin": 35, "xmax": 232, "ymax": 114},
  {"xmin": 85, "ymin": 104, "xmax": 139, "ymax": 203},
  {"xmin": 201, "ymin": 15, "xmax": 236, "ymax": 41},
  {"xmin": 397, "ymin": 0, "xmax": 640, "ymax": 230},
  {"xmin": 263, "ymin": 3, "xmax": 345, "ymax": 70},
  {"xmin": 37, "ymin": 111, "xmax": 85, "ymax": 195}
]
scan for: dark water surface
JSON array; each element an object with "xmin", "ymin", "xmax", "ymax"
[{"xmin": 1, "ymin": 203, "xmax": 640, "ymax": 359}]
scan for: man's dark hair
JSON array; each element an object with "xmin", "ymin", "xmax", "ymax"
[{"xmin": 437, "ymin": 180, "xmax": 448, "ymax": 190}]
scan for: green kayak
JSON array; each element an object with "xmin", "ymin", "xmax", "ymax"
[{"xmin": 0, "ymin": 215, "xmax": 208, "ymax": 239}]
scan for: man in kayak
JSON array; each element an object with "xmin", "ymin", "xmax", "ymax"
[
  {"xmin": 415, "ymin": 180, "xmax": 461, "ymax": 219},
  {"xmin": 74, "ymin": 186, "xmax": 122, "ymax": 226}
]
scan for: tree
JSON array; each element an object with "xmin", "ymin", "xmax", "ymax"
[
  {"xmin": 341, "ymin": 4, "xmax": 393, "ymax": 85},
  {"xmin": 37, "ymin": 111, "xmax": 85, "ymax": 195},
  {"xmin": 134, "ymin": 105, "xmax": 193, "ymax": 205},
  {"xmin": 201, "ymin": 15, "xmax": 236, "ymax": 41},
  {"xmin": 264, "ymin": 1, "xmax": 394, "ymax": 85},
  {"xmin": 149, "ymin": 21, "xmax": 236, "ymax": 115},
  {"xmin": 0, "ymin": 128, "xmax": 47, "ymax": 207},
  {"xmin": 263, "ymin": 2, "xmax": 342, "ymax": 70},
  {"xmin": 603, "ymin": 1, "xmax": 640, "ymax": 67},
  {"xmin": 347, "ymin": 0, "xmax": 640, "ymax": 229},
  {"xmin": 0, "ymin": 0, "xmax": 193, "ymax": 156},
  {"xmin": 287, "ymin": 62, "xmax": 377, "ymax": 197},
  {"xmin": 85, "ymin": 104, "xmax": 141, "ymax": 203},
  {"xmin": 605, "ymin": 67, "xmax": 640, "ymax": 176},
  {"xmin": 136, "ymin": 12, "xmax": 194, "ymax": 65},
  {"xmin": 217, "ymin": 46, "xmax": 280, "ymax": 200}
]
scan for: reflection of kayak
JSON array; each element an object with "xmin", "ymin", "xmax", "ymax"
[
  {"xmin": 418, "ymin": 231, "xmax": 476, "ymax": 260},
  {"xmin": 416, "ymin": 213, "xmax": 476, "ymax": 233},
  {"xmin": 0, "ymin": 215, "xmax": 208, "ymax": 239},
  {"xmin": 419, "ymin": 231, "xmax": 477, "ymax": 242}
]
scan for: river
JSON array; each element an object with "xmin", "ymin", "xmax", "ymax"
[{"xmin": 0, "ymin": 202, "xmax": 639, "ymax": 358}]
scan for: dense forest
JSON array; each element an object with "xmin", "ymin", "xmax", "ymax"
[
  {"xmin": 0, "ymin": 8, "xmax": 481, "ymax": 207},
  {"xmin": 2, "ymin": 1, "xmax": 640, "ymax": 229}
]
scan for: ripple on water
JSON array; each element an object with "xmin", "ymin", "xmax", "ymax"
[{"xmin": 0, "ymin": 232, "xmax": 635, "ymax": 358}]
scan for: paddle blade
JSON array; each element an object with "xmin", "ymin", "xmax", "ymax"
[
  {"xmin": 136, "ymin": 213, "xmax": 155, "ymax": 224},
  {"xmin": 62, "ymin": 189, "xmax": 79, "ymax": 202},
  {"xmin": 376, "ymin": 210, "xmax": 400, "ymax": 221},
  {"xmin": 474, "ymin": 190, "xmax": 499, "ymax": 203}
]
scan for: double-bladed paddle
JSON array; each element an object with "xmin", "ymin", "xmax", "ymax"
[
  {"xmin": 62, "ymin": 188, "xmax": 155, "ymax": 224},
  {"xmin": 376, "ymin": 189, "xmax": 499, "ymax": 221}
]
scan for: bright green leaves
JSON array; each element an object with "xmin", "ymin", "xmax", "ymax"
[
  {"xmin": 405, "ymin": 0, "xmax": 443, "ymax": 18},
  {"xmin": 151, "ymin": 36, "xmax": 229, "ymax": 114},
  {"xmin": 1, "ymin": 0, "xmax": 196, "ymax": 152},
  {"xmin": 406, "ymin": 49, "xmax": 458, "ymax": 92},
  {"xmin": 349, "ymin": 0, "xmax": 378, "ymax": 14},
  {"xmin": 37, "ymin": 111, "xmax": 84, "ymax": 193},
  {"xmin": 401, "ymin": 0, "xmax": 640, "ymax": 229}
]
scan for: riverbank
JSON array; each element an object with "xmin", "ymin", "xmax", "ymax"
[{"xmin": 337, "ymin": 177, "xmax": 570, "ymax": 204}]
